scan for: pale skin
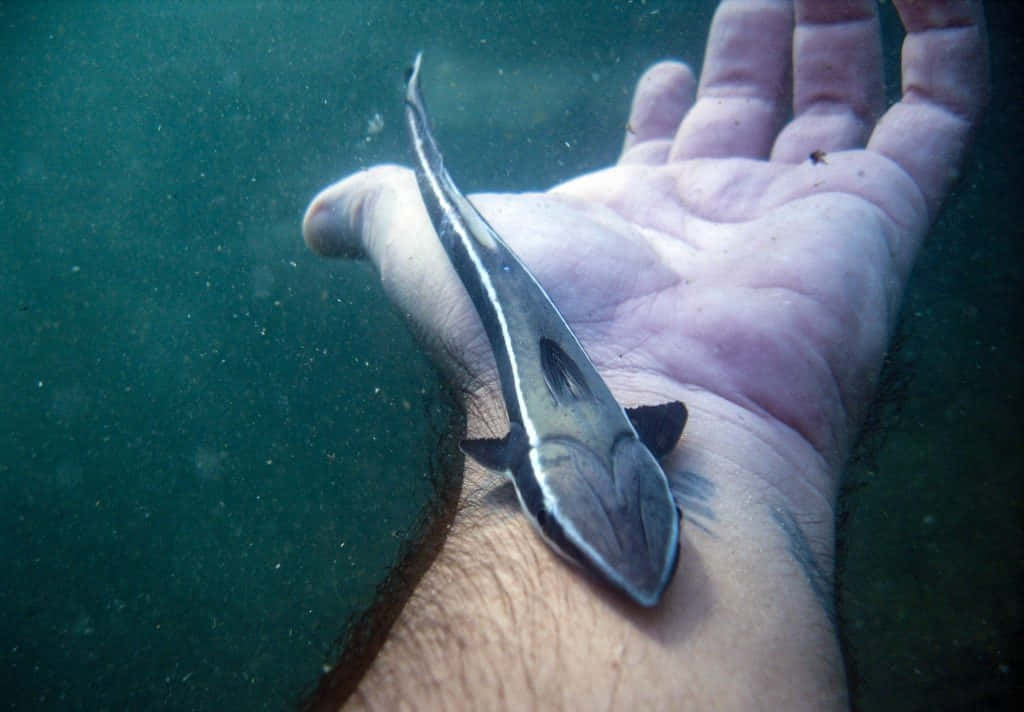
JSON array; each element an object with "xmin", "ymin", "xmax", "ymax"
[{"xmin": 302, "ymin": 0, "xmax": 988, "ymax": 709}]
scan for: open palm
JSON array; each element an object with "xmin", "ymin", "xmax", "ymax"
[{"xmin": 303, "ymin": 0, "xmax": 986, "ymax": 481}]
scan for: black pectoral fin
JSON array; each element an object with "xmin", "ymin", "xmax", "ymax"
[
  {"xmin": 460, "ymin": 421, "xmax": 529, "ymax": 472},
  {"xmin": 627, "ymin": 401, "xmax": 688, "ymax": 458},
  {"xmin": 540, "ymin": 337, "xmax": 592, "ymax": 403}
]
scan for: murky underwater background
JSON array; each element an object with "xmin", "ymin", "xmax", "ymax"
[{"xmin": 2, "ymin": 2, "xmax": 1020, "ymax": 709}]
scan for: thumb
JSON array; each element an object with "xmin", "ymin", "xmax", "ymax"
[
  {"xmin": 301, "ymin": 164, "xmax": 489, "ymax": 380},
  {"xmin": 303, "ymin": 164, "xmax": 421, "ymax": 260}
]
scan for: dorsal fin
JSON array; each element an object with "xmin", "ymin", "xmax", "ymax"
[
  {"xmin": 626, "ymin": 401, "xmax": 687, "ymax": 458},
  {"xmin": 539, "ymin": 337, "xmax": 592, "ymax": 403}
]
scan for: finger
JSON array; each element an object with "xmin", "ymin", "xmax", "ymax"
[
  {"xmin": 867, "ymin": 0, "xmax": 988, "ymax": 219},
  {"xmin": 771, "ymin": 0, "xmax": 884, "ymax": 163},
  {"xmin": 669, "ymin": 0, "xmax": 793, "ymax": 161},
  {"xmin": 619, "ymin": 61, "xmax": 696, "ymax": 166},
  {"xmin": 302, "ymin": 165, "xmax": 478, "ymax": 353}
]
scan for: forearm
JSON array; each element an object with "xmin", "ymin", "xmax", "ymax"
[{"xmin": 345, "ymin": 391, "xmax": 848, "ymax": 711}]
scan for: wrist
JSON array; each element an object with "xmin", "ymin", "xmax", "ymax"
[{"xmin": 346, "ymin": 386, "xmax": 846, "ymax": 711}]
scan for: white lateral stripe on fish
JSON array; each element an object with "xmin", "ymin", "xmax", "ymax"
[{"xmin": 404, "ymin": 52, "xmax": 688, "ymax": 607}]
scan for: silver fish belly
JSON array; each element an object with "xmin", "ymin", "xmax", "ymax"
[{"xmin": 404, "ymin": 53, "xmax": 686, "ymax": 607}]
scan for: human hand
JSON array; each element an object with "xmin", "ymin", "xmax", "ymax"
[
  {"xmin": 303, "ymin": 0, "xmax": 986, "ymax": 492},
  {"xmin": 301, "ymin": 1, "xmax": 987, "ymax": 708}
]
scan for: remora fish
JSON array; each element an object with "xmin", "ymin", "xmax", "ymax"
[{"xmin": 404, "ymin": 53, "xmax": 687, "ymax": 607}]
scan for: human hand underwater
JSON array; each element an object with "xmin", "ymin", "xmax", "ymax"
[
  {"xmin": 304, "ymin": 0, "xmax": 986, "ymax": 485},
  {"xmin": 301, "ymin": 1, "xmax": 987, "ymax": 709}
]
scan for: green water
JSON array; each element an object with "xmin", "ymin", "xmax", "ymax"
[{"xmin": 2, "ymin": 2, "xmax": 1020, "ymax": 710}]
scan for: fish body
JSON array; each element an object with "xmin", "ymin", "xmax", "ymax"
[{"xmin": 404, "ymin": 53, "xmax": 686, "ymax": 607}]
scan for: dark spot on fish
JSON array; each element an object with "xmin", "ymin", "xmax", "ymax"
[{"xmin": 809, "ymin": 149, "xmax": 828, "ymax": 165}]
